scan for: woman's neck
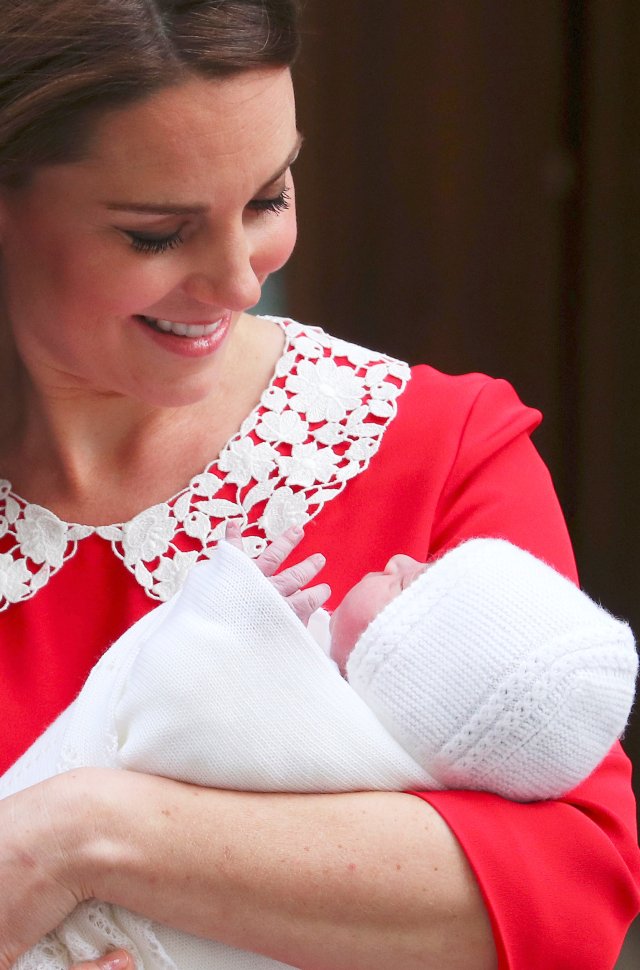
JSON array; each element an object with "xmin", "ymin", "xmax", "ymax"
[{"xmin": 0, "ymin": 313, "xmax": 285, "ymax": 525}]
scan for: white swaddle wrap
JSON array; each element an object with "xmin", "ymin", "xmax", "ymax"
[
  {"xmin": 1, "ymin": 539, "xmax": 636, "ymax": 969},
  {"xmin": 1, "ymin": 541, "xmax": 438, "ymax": 970}
]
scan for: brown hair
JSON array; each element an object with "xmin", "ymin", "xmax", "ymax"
[{"xmin": 0, "ymin": 0, "xmax": 300, "ymax": 186}]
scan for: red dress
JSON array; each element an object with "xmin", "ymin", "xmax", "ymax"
[{"xmin": 0, "ymin": 319, "xmax": 637, "ymax": 969}]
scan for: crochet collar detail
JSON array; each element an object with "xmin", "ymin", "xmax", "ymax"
[{"xmin": 0, "ymin": 319, "xmax": 410, "ymax": 610}]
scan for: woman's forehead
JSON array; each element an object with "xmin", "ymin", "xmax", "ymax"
[{"xmin": 61, "ymin": 69, "xmax": 298, "ymax": 199}]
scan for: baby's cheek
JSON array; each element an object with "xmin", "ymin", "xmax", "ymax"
[
  {"xmin": 330, "ymin": 579, "xmax": 388, "ymax": 672},
  {"xmin": 328, "ymin": 614, "xmax": 351, "ymax": 674}
]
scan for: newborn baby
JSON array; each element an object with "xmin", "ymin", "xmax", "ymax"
[
  {"xmin": 2, "ymin": 532, "xmax": 636, "ymax": 970},
  {"xmin": 328, "ymin": 552, "xmax": 429, "ymax": 672},
  {"xmin": 308, "ymin": 536, "xmax": 638, "ymax": 800}
]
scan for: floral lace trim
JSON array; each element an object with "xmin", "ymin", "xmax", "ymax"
[{"xmin": 0, "ymin": 320, "xmax": 410, "ymax": 610}]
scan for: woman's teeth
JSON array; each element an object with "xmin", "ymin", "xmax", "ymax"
[{"xmin": 142, "ymin": 316, "xmax": 223, "ymax": 338}]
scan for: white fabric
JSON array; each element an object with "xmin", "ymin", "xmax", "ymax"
[
  {"xmin": 348, "ymin": 539, "xmax": 638, "ymax": 801},
  {"xmin": 1, "ymin": 539, "xmax": 636, "ymax": 968},
  {"xmin": 1, "ymin": 542, "xmax": 436, "ymax": 970}
]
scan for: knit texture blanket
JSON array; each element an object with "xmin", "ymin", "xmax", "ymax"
[{"xmin": 1, "ymin": 539, "xmax": 636, "ymax": 969}]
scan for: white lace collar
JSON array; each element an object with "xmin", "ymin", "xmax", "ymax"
[{"xmin": 0, "ymin": 319, "xmax": 410, "ymax": 610}]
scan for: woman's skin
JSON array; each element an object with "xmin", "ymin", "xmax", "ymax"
[
  {"xmin": 0, "ymin": 67, "xmax": 497, "ymax": 970},
  {"xmin": 0, "ymin": 772, "xmax": 496, "ymax": 970}
]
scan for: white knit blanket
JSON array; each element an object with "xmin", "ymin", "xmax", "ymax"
[
  {"xmin": 1, "ymin": 542, "xmax": 437, "ymax": 970},
  {"xmin": 2, "ymin": 539, "xmax": 635, "ymax": 970}
]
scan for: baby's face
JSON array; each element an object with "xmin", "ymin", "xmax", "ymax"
[{"xmin": 330, "ymin": 555, "xmax": 427, "ymax": 672}]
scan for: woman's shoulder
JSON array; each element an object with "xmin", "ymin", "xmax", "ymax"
[
  {"xmin": 280, "ymin": 319, "xmax": 537, "ymax": 419},
  {"xmin": 406, "ymin": 362, "xmax": 540, "ymax": 425},
  {"xmin": 381, "ymin": 362, "xmax": 544, "ymax": 465},
  {"xmin": 275, "ymin": 317, "xmax": 410, "ymax": 381},
  {"xmin": 281, "ymin": 319, "xmax": 537, "ymax": 414},
  {"xmin": 277, "ymin": 318, "xmax": 544, "ymax": 461}
]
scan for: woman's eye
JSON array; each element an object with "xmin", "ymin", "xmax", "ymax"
[
  {"xmin": 248, "ymin": 187, "xmax": 291, "ymax": 216},
  {"xmin": 122, "ymin": 188, "xmax": 291, "ymax": 253},
  {"xmin": 126, "ymin": 230, "xmax": 185, "ymax": 255}
]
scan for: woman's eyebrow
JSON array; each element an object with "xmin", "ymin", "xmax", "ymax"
[
  {"xmin": 104, "ymin": 201, "xmax": 208, "ymax": 215},
  {"xmin": 257, "ymin": 131, "xmax": 304, "ymax": 190},
  {"xmin": 102, "ymin": 132, "xmax": 304, "ymax": 216}
]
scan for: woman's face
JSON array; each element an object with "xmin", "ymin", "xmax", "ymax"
[{"xmin": 0, "ymin": 68, "xmax": 299, "ymax": 407}]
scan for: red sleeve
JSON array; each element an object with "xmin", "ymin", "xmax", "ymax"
[
  {"xmin": 289, "ymin": 363, "xmax": 640, "ymax": 967},
  {"xmin": 404, "ymin": 371, "xmax": 640, "ymax": 969}
]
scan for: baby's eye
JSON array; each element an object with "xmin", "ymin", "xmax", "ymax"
[{"xmin": 247, "ymin": 187, "xmax": 291, "ymax": 216}]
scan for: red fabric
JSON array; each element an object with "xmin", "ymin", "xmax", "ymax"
[{"xmin": 1, "ymin": 364, "xmax": 638, "ymax": 968}]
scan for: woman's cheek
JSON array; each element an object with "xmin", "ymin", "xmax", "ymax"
[
  {"xmin": 97, "ymin": 257, "xmax": 184, "ymax": 316},
  {"xmin": 255, "ymin": 206, "xmax": 298, "ymax": 280}
]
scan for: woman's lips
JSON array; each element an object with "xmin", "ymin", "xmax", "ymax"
[
  {"xmin": 138, "ymin": 315, "xmax": 225, "ymax": 338},
  {"xmin": 133, "ymin": 311, "xmax": 233, "ymax": 358}
]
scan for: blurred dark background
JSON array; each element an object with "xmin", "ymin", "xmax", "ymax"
[{"xmin": 277, "ymin": 1, "xmax": 639, "ymax": 964}]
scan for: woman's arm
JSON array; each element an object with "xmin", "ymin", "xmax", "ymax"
[
  {"xmin": 75, "ymin": 769, "xmax": 497, "ymax": 970},
  {"xmin": 0, "ymin": 768, "xmax": 497, "ymax": 970}
]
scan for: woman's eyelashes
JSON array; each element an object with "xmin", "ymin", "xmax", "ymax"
[
  {"xmin": 124, "ymin": 187, "xmax": 292, "ymax": 255},
  {"xmin": 248, "ymin": 186, "xmax": 291, "ymax": 216},
  {"xmin": 128, "ymin": 229, "xmax": 185, "ymax": 255}
]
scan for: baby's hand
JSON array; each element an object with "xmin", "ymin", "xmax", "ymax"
[{"xmin": 224, "ymin": 522, "xmax": 331, "ymax": 626}]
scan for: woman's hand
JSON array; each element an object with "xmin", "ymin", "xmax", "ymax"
[
  {"xmin": 0, "ymin": 772, "xmax": 137, "ymax": 970},
  {"xmin": 0, "ymin": 774, "xmax": 86, "ymax": 968}
]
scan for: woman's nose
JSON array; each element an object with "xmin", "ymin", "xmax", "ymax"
[{"xmin": 181, "ymin": 228, "xmax": 262, "ymax": 311}]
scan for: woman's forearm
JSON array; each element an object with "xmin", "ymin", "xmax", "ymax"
[{"xmin": 67, "ymin": 768, "xmax": 497, "ymax": 970}]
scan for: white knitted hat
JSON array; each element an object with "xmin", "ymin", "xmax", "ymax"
[{"xmin": 346, "ymin": 539, "xmax": 638, "ymax": 801}]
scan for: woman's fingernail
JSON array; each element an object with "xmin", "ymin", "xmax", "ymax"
[{"xmin": 98, "ymin": 953, "xmax": 131, "ymax": 970}]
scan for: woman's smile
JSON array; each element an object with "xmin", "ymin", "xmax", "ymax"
[
  {"xmin": 138, "ymin": 316, "xmax": 226, "ymax": 338},
  {"xmin": 132, "ymin": 310, "xmax": 233, "ymax": 358}
]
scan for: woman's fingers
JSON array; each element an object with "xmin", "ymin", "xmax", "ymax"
[{"xmin": 71, "ymin": 952, "xmax": 132, "ymax": 970}]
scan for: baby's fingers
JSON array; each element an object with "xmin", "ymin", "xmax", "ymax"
[
  {"xmin": 269, "ymin": 553, "xmax": 326, "ymax": 597},
  {"xmin": 287, "ymin": 583, "xmax": 332, "ymax": 626},
  {"xmin": 256, "ymin": 526, "xmax": 305, "ymax": 577},
  {"xmin": 224, "ymin": 526, "xmax": 326, "ymax": 619},
  {"xmin": 224, "ymin": 520, "xmax": 245, "ymax": 550}
]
